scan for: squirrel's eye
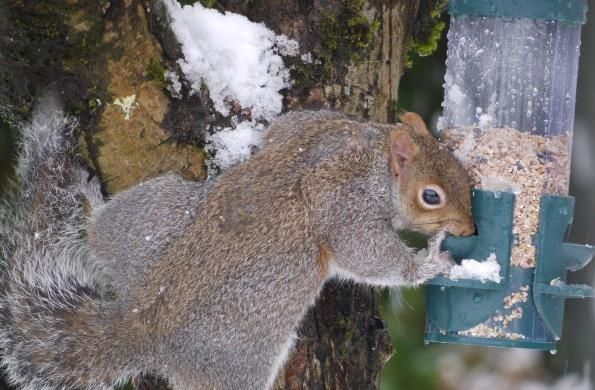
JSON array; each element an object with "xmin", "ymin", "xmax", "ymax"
[
  {"xmin": 418, "ymin": 186, "xmax": 446, "ymax": 209},
  {"xmin": 422, "ymin": 189, "xmax": 440, "ymax": 205}
]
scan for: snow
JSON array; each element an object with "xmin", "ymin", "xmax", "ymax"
[
  {"xmin": 206, "ymin": 121, "xmax": 265, "ymax": 173},
  {"xmin": 550, "ymin": 277, "xmax": 562, "ymax": 286},
  {"xmin": 163, "ymin": 0, "xmax": 298, "ymax": 121},
  {"xmin": 300, "ymin": 52, "xmax": 313, "ymax": 64},
  {"xmin": 162, "ymin": 0, "xmax": 308, "ymax": 172},
  {"xmin": 164, "ymin": 70, "xmax": 182, "ymax": 98},
  {"xmin": 449, "ymin": 253, "xmax": 502, "ymax": 283}
]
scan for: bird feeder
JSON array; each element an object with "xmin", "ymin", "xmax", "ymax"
[{"xmin": 424, "ymin": 0, "xmax": 594, "ymax": 351}]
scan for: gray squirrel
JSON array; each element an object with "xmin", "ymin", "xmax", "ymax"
[{"xmin": 0, "ymin": 100, "xmax": 473, "ymax": 390}]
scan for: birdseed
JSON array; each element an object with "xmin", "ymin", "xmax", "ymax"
[{"xmin": 441, "ymin": 128, "xmax": 570, "ymax": 268}]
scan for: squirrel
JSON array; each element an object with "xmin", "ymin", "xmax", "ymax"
[{"xmin": 0, "ymin": 101, "xmax": 473, "ymax": 390}]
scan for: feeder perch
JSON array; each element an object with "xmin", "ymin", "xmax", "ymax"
[{"xmin": 424, "ymin": 0, "xmax": 593, "ymax": 351}]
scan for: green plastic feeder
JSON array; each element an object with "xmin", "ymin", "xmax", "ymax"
[
  {"xmin": 424, "ymin": 0, "xmax": 593, "ymax": 351},
  {"xmin": 425, "ymin": 190, "xmax": 594, "ymax": 349}
]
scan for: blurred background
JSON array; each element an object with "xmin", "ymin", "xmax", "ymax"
[{"xmin": 380, "ymin": 4, "xmax": 595, "ymax": 390}]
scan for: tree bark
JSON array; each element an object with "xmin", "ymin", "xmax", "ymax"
[{"xmin": 0, "ymin": 0, "xmax": 435, "ymax": 388}]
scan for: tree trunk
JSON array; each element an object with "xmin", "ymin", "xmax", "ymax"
[{"xmin": 0, "ymin": 0, "xmax": 439, "ymax": 388}]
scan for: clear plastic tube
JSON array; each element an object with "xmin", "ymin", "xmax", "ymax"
[
  {"xmin": 441, "ymin": 16, "xmax": 581, "ymax": 137},
  {"xmin": 439, "ymin": 16, "xmax": 582, "ymax": 267}
]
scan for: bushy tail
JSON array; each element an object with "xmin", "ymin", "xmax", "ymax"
[
  {"xmin": 0, "ymin": 97, "xmax": 134, "ymax": 390},
  {"xmin": 1, "ymin": 96, "xmax": 98, "ymax": 284}
]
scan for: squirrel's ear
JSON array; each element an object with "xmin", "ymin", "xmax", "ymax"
[
  {"xmin": 390, "ymin": 129, "xmax": 416, "ymax": 177},
  {"xmin": 398, "ymin": 111, "xmax": 432, "ymax": 137}
]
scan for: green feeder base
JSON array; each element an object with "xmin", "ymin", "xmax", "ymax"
[{"xmin": 424, "ymin": 190, "xmax": 594, "ymax": 350}]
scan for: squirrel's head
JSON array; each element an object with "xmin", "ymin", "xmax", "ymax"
[{"xmin": 389, "ymin": 112, "xmax": 474, "ymax": 237}]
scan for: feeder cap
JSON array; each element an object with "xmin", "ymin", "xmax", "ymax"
[{"xmin": 449, "ymin": 0, "xmax": 588, "ymax": 25}]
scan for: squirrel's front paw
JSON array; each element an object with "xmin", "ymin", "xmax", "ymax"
[
  {"xmin": 428, "ymin": 230, "xmax": 455, "ymax": 271},
  {"xmin": 436, "ymin": 250, "xmax": 455, "ymax": 268},
  {"xmin": 410, "ymin": 232, "xmax": 454, "ymax": 284},
  {"xmin": 424, "ymin": 249, "xmax": 453, "ymax": 276}
]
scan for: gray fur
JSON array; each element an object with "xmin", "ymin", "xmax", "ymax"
[
  {"xmin": 87, "ymin": 174, "xmax": 210, "ymax": 301},
  {"xmin": 0, "ymin": 106, "xmax": 133, "ymax": 389},
  {"xmin": 0, "ymin": 108, "xmax": 471, "ymax": 389}
]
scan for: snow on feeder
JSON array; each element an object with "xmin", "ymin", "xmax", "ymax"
[{"xmin": 424, "ymin": 0, "xmax": 594, "ymax": 351}]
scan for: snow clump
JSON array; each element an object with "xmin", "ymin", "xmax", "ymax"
[
  {"xmin": 206, "ymin": 121, "xmax": 265, "ymax": 173},
  {"xmin": 163, "ymin": 0, "xmax": 298, "ymax": 121},
  {"xmin": 449, "ymin": 253, "xmax": 502, "ymax": 283}
]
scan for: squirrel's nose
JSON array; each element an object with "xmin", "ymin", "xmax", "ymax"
[
  {"xmin": 446, "ymin": 218, "xmax": 475, "ymax": 237},
  {"xmin": 460, "ymin": 220, "xmax": 476, "ymax": 236},
  {"xmin": 461, "ymin": 217, "xmax": 476, "ymax": 236}
]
